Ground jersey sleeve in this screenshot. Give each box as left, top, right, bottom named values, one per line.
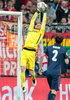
left=29, top=12, right=38, bottom=30
left=36, top=13, right=46, bottom=45
left=40, top=12, right=46, bottom=32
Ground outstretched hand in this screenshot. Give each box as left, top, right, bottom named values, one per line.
left=39, top=68, right=43, bottom=75
left=37, top=2, right=48, bottom=13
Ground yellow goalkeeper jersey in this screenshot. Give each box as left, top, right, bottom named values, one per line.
left=24, top=12, right=46, bottom=51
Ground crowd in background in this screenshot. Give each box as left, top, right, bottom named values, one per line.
left=0, top=0, right=70, bottom=24
left=0, top=0, right=70, bottom=77
left=0, top=0, right=70, bottom=32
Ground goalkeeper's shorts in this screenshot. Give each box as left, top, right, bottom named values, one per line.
left=20, top=48, right=36, bottom=71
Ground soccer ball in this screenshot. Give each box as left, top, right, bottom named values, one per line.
left=37, top=2, right=47, bottom=12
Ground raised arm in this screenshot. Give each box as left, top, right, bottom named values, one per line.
left=29, top=12, right=38, bottom=30
left=39, top=53, right=46, bottom=75
left=36, top=12, right=46, bottom=45
left=41, top=12, right=46, bottom=31
left=63, top=49, right=69, bottom=64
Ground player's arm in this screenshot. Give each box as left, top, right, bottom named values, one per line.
left=29, top=12, right=39, bottom=30
left=64, top=49, right=69, bottom=64
left=40, top=2, right=47, bottom=32
left=39, top=53, right=46, bottom=75
left=64, top=53, right=69, bottom=64
left=36, top=12, right=46, bottom=45
left=39, top=47, right=48, bottom=75
left=40, top=12, right=46, bottom=31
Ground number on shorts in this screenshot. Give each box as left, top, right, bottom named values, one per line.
left=52, top=50, right=58, bottom=61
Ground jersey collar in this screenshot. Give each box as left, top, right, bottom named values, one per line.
left=54, top=43, right=61, bottom=46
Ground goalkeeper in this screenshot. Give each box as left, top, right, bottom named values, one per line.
left=20, top=2, right=47, bottom=93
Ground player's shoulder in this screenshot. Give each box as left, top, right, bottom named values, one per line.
left=62, top=46, right=66, bottom=51
left=60, top=45, right=65, bottom=50
left=47, top=45, right=53, bottom=51
left=48, top=45, right=54, bottom=49
left=48, top=45, right=53, bottom=48
left=60, top=45, right=66, bottom=53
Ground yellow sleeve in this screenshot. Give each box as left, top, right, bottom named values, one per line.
left=29, top=12, right=38, bottom=30
left=36, top=13, right=46, bottom=45
left=41, top=12, right=46, bottom=31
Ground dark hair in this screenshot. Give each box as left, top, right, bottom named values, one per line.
left=55, top=34, right=63, bottom=44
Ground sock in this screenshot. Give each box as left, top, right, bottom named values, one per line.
left=51, top=94, right=56, bottom=100
left=32, top=71, right=36, bottom=80
left=47, top=91, right=51, bottom=100
left=20, top=72, right=25, bottom=88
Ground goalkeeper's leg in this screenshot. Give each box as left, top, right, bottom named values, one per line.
left=20, top=66, right=27, bottom=93
left=29, top=70, right=37, bottom=86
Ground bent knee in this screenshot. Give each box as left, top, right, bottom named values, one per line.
left=51, top=89, right=57, bottom=95
left=21, top=66, right=26, bottom=72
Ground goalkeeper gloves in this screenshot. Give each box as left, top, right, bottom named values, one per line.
left=37, top=2, right=48, bottom=13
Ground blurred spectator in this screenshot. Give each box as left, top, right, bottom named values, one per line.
left=32, top=0, right=37, bottom=4
left=46, top=16, right=53, bottom=23
left=31, top=3, right=37, bottom=14
left=2, top=0, right=21, bottom=11
left=46, top=0, right=56, bottom=23
left=52, top=0, right=58, bottom=9
left=4, top=0, right=16, bottom=21
left=20, top=9, right=28, bottom=24
left=0, top=1, right=3, bottom=10
left=2, top=0, right=8, bottom=7
left=67, top=10, right=70, bottom=24
left=65, top=58, right=70, bottom=77
left=60, top=17, right=68, bottom=32
left=61, top=17, right=68, bottom=23
left=58, top=0, right=70, bottom=8
left=11, top=0, right=16, bottom=8
left=45, top=16, right=51, bottom=32
left=26, top=1, right=32, bottom=11
left=27, top=12, right=33, bottom=24
left=20, top=9, right=26, bottom=15
left=25, top=1, right=32, bottom=20
left=56, top=0, right=69, bottom=23
left=21, top=4, right=26, bottom=10
left=51, top=28, right=56, bottom=33
left=23, top=14, right=28, bottom=24
left=0, top=1, right=4, bottom=20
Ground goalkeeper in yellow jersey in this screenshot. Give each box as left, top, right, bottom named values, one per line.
left=20, top=2, right=47, bottom=93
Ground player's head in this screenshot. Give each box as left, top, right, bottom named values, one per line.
left=55, top=34, right=63, bottom=44
left=35, top=23, right=41, bottom=30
